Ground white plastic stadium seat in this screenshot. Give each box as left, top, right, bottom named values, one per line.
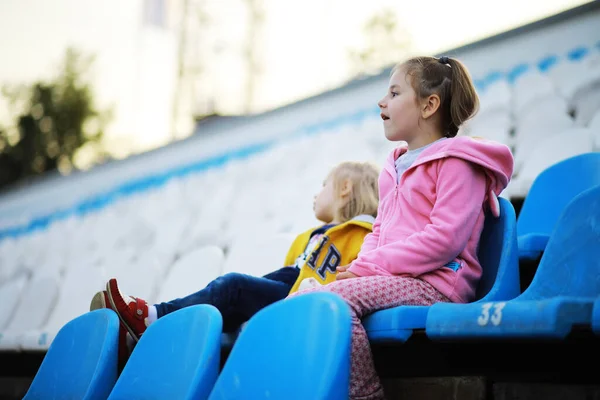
left=588, top=110, right=600, bottom=150
left=478, top=80, right=511, bottom=115
left=515, top=94, right=569, bottom=132
left=510, top=127, right=595, bottom=197
left=20, top=266, right=105, bottom=350
left=0, top=273, right=60, bottom=350
left=512, top=70, right=558, bottom=114
left=0, top=275, right=28, bottom=331
left=513, top=113, right=575, bottom=174
left=154, top=245, right=225, bottom=304
left=222, top=233, right=296, bottom=277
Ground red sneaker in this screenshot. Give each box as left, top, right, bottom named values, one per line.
left=105, top=278, right=149, bottom=343
left=90, top=290, right=130, bottom=368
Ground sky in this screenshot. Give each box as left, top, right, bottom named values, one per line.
left=253, top=0, right=592, bottom=110
left=0, top=0, right=591, bottom=161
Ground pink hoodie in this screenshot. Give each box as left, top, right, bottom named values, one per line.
left=348, top=136, right=514, bottom=303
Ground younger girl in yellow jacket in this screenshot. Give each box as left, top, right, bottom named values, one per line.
left=90, top=161, right=379, bottom=366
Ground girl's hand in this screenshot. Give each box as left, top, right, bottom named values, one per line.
left=336, top=265, right=349, bottom=273
left=336, top=271, right=358, bottom=280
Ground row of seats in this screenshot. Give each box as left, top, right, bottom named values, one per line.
left=510, top=120, right=599, bottom=197
left=472, top=44, right=600, bottom=131
left=0, top=116, right=390, bottom=352
left=1, top=110, right=596, bottom=287
left=187, top=148, right=600, bottom=347
left=428, top=181, right=600, bottom=340
left=515, top=152, right=600, bottom=261
left=0, top=232, right=295, bottom=351
left=366, top=183, right=600, bottom=343
left=0, top=148, right=598, bottom=352
left=462, top=44, right=600, bottom=197
left=5, top=152, right=598, bottom=355
left=365, top=152, right=600, bottom=342
left=22, top=181, right=600, bottom=399
left=0, top=121, right=390, bottom=282
left=467, top=110, right=600, bottom=198
left=24, top=293, right=352, bottom=400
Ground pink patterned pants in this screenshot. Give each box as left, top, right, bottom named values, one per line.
left=288, top=276, right=449, bottom=400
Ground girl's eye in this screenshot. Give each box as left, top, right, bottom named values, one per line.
left=391, top=92, right=398, bottom=98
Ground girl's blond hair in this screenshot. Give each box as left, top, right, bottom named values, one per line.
left=329, top=161, right=379, bottom=223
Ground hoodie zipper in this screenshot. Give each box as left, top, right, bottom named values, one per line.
left=380, top=182, right=399, bottom=246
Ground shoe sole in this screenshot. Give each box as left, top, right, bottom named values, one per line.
left=90, top=291, right=108, bottom=311
left=106, top=280, right=141, bottom=343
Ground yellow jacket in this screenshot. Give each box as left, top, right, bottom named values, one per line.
left=287, top=215, right=374, bottom=294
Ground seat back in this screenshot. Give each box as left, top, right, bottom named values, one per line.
left=209, top=292, right=352, bottom=400
left=24, top=309, right=119, bottom=400
left=520, top=184, right=600, bottom=300
left=475, top=197, right=520, bottom=302
left=108, top=304, right=222, bottom=400
left=0, top=275, right=27, bottom=330
left=44, top=265, right=105, bottom=333
left=592, top=298, right=600, bottom=335
left=154, top=246, right=224, bottom=303
left=5, top=272, right=59, bottom=333
left=517, top=152, right=600, bottom=238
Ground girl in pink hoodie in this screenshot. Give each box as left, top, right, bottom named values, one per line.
left=289, top=56, right=514, bottom=400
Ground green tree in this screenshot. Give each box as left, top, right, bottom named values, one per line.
left=348, top=8, right=412, bottom=77
left=0, top=48, right=110, bottom=190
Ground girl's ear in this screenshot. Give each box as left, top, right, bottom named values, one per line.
left=339, top=179, right=353, bottom=198
left=421, top=93, right=441, bottom=119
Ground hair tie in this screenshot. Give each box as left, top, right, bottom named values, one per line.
left=438, top=56, right=450, bottom=65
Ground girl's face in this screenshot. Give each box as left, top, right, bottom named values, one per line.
left=378, top=69, right=422, bottom=142
left=313, top=175, right=338, bottom=223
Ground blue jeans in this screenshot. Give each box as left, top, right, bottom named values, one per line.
left=154, top=267, right=300, bottom=332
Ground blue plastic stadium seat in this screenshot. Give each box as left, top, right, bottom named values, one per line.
left=517, top=153, right=600, bottom=261
left=426, top=185, right=600, bottom=340
left=363, top=197, right=520, bottom=343
left=24, top=309, right=119, bottom=400
left=592, top=298, right=600, bottom=335
left=108, top=305, right=222, bottom=400
left=208, top=292, right=352, bottom=400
